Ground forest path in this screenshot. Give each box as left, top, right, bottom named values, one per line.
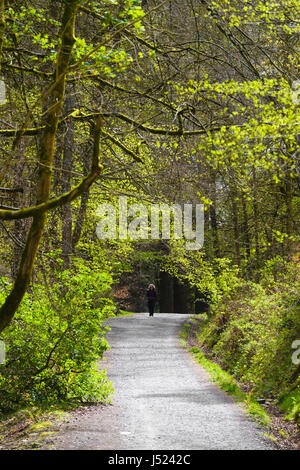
left=48, top=313, right=274, bottom=450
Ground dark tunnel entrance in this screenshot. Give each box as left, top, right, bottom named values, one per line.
left=158, top=271, right=210, bottom=314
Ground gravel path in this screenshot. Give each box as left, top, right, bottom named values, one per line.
left=49, top=313, right=275, bottom=450
left=105, top=313, right=274, bottom=450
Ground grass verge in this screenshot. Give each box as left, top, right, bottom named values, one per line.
left=180, top=321, right=270, bottom=428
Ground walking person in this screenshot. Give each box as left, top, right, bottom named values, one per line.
left=146, top=284, right=157, bottom=317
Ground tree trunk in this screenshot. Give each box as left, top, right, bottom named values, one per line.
left=72, top=133, right=92, bottom=250
left=252, top=166, right=260, bottom=268
left=241, top=194, right=251, bottom=264
left=231, top=187, right=240, bottom=268
left=209, top=171, right=220, bottom=258
left=285, top=173, right=292, bottom=257
left=0, top=1, right=79, bottom=333
left=159, top=270, right=174, bottom=313
left=0, top=0, right=4, bottom=76
left=61, top=87, right=75, bottom=269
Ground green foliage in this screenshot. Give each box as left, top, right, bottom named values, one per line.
left=279, top=384, right=300, bottom=425
left=192, top=258, right=300, bottom=419
left=0, top=262, right=116, bottom=412
left=172, top=77, right=299, bottom=183
left=163, top=240, right=242, bottom=303
left=5, top=0, right=145, bottom=78
left=207, top=0, right=299, bottom=34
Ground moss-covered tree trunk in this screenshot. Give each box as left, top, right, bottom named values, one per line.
left=0, top=1, right=4, bottom=76
left=0, top=0, right=79, bottom=333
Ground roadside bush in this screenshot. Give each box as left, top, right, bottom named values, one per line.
left=195, top=258, right=300, bottom=420
left=0, top=262, right=116, bottom=412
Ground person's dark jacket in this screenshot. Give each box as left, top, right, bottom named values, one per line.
left=146, top=288, right=157, bottom=303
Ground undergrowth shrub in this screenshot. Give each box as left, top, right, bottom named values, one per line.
left=0, top=260, right=116, bottom=412
left=196, top=258, right=300, bottom=422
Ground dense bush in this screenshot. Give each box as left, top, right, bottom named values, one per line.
left=196, top=258, right=300, bottom=422
left=0, top=260, right=116, bottom=412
